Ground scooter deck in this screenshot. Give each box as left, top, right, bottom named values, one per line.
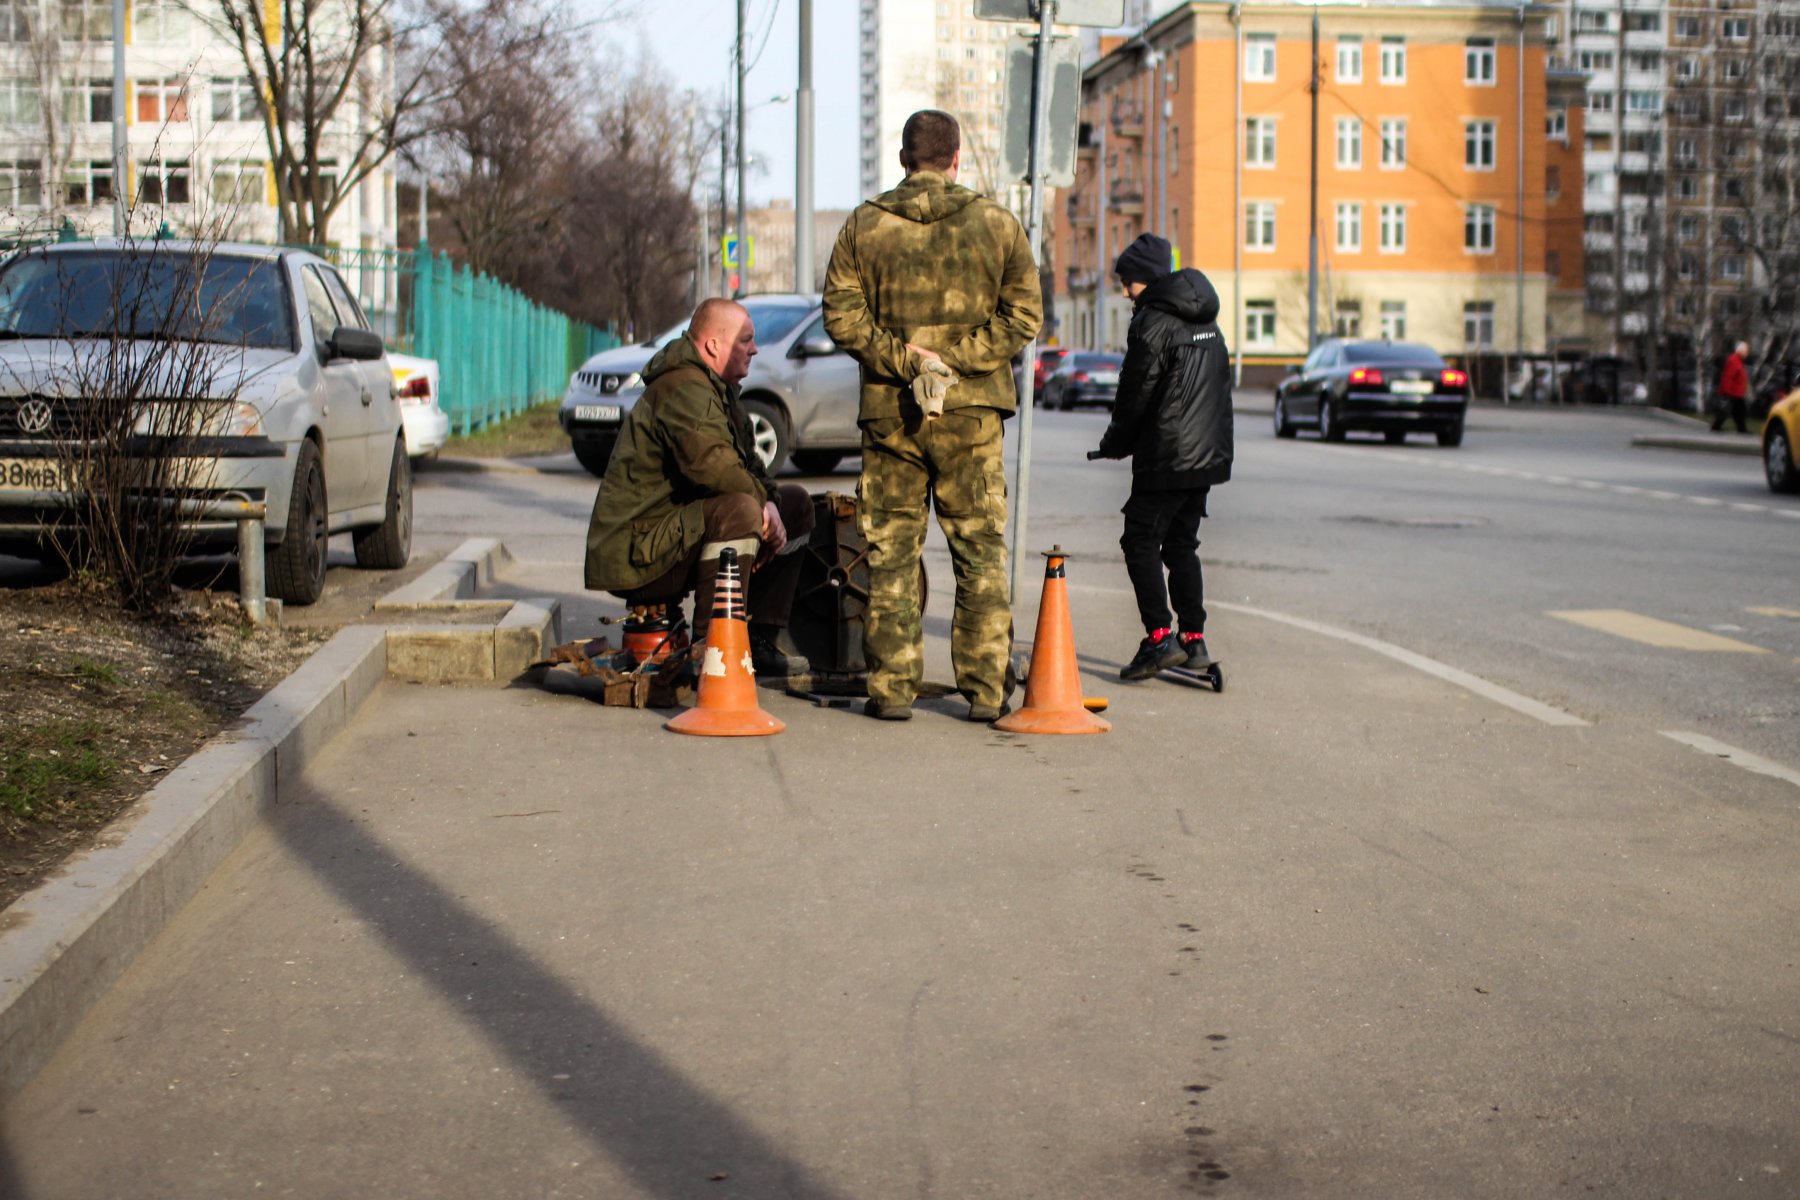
left=1161, top=660, right=1225, bottom=692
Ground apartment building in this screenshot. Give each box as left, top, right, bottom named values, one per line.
left=858, top=0, right=1048, bottom=204
left=1055, top=0, right=1577, bottom=384
left=0, top=0, right=394, bottom=247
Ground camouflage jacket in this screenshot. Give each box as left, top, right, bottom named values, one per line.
left=822, top=170, right=1043, bottom=421
left=583, top=334, right=772, bottom=593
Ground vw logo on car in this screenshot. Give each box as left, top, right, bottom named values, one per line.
left=15, top=398, right=52, bottom=436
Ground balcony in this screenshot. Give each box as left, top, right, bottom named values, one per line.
left=1110, top=104, right=1145, bottom=138
left=1109, top=188, right=1144, bottom=214
left=1066, top=268, right=1100, bottom=292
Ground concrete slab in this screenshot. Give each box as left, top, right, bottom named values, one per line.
left=494, top=597, right=561, bottom=678
left=385, top=624, right=496, bottom=683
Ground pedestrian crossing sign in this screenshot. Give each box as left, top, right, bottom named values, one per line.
left=722, top=236, right=755, bottom=269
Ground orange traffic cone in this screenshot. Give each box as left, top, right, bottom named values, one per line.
left=994, top=546, right=1110, bottom=735
left=666, top=547, right=785, bottom=737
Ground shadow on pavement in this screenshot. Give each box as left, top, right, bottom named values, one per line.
left=268, top=787, right=852, bottom=1200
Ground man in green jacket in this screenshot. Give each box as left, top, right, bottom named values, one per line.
left=823, top=109, right=1043, bottom=722
left=584, top=298, right=814, bottom=676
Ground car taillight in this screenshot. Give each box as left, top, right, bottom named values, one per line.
left=1349, top=367, right=1384, bottom=386
left=1440, top=369, right=1468, bottom=388
left=1073, top=371, right=1090, bottom=383
left=399, top=376, right=432, bottom=401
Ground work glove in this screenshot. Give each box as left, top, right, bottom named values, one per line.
left=910, top=358, right=958, bottom=419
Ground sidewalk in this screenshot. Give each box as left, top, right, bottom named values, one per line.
left=3, top=544, right=1796, bottom=1197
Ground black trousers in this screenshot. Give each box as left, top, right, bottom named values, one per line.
left=1711, top=393, right=1748, bottom=433
left=1120, top=484, right=1208, bottom=634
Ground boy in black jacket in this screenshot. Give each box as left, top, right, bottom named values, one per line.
left=1091, top=234, right=1235, bottom=680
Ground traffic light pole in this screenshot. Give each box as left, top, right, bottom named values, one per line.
left=1010, top=0, right=1056, bottom=606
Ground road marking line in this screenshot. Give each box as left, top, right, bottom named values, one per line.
left=1549, top=609, right=1770, bottom=653
left=1747, top=606, right=1800, bottom=619
left=1731, top=503, right=1768, bottom=512
left=1659, top=732, right=1800, bottom=790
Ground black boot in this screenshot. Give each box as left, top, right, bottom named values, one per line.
left=749, top=624, right=809, bottom=678
left=1121, top=630, right=1185, bottom=680
left=1179, top=632, right=1212, bottom=669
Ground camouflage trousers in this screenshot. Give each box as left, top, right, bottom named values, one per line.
left=858, top=406, right=1012, bottom=709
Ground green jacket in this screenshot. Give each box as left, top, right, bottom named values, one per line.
left=583, top=335, right=773, bottom=594
left=822, top=170, right=1043, bottom=421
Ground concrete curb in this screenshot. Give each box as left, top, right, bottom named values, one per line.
left=1630, top=433, right=1760, bottom=457
left=0, top=538, right=560, bottom=1102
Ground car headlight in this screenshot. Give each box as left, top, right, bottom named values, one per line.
left=133, top=400, right=265, bottom=438
left=620, top=372, right=642, bottom=391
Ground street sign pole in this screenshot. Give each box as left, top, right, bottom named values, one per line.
left=1010, top=0, right=1056, bottom=607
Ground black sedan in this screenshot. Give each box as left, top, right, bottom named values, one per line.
left=1274, top=339, right=1469, bottom=446
left=1041, top=352, right=1126, bottom=410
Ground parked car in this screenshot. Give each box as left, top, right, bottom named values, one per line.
left=559, top=294, right=818, bottom=476
left=1041, top=351, right=1126, bottom=410
left=1274, top=338, right=1470, bottom=446
left=1763, top=386, right=1800, bottom=494
left=388, top=352, right=449, bottom=460
left=1031, top=346, right=1071, bottom=400
left=0, top=239, right=412, bottom=604
left=561, top=295, right=860, bottom=477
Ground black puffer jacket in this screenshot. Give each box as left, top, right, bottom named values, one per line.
left=1096, top=268, right=1234, bottom=490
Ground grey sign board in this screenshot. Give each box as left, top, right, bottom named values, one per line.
left=1000, top=35, right=1083, bottom=189
left=975, top=0, right=1125, bottom=26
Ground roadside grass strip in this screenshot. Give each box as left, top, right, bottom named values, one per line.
left=1548, top=610, right=1770, bottom=653
left=1660, top=731, right=1800, bottom=790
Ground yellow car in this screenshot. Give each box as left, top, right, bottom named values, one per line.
left=1765, top=386, right=1800, bottom=494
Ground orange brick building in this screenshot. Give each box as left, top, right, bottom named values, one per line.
left=1054, top=0, right=1584, bottom=386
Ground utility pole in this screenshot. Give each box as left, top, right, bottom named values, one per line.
left=1009, top=0, right=1057, bottom=606
left=795, top=0, right=815, bottom=294
left=719, top=95, right=731, bottom=298
left=111, top=0, right=126, bottom=237
left=1306, top=2, right=1320, bottom=349
left=735, top=0, right=748, bottom=298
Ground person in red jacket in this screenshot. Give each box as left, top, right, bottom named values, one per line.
left=1712, top=341, right=1750, bottom=432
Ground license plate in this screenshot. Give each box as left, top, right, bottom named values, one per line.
left=1089, top=372, right=1119, bottom=385
left=0, top=458, right=75, bottom=491
left=572, top=404, right=622, bottom=423
left=1390, top=380, right=1433, bottom=395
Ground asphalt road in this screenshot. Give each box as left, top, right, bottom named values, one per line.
left=2, top=400, right=1795, bottom=1198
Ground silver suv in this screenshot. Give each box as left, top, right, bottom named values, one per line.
left=559, top=295, right=862, bottom=476
left=0, top=240, right=411, bottom=603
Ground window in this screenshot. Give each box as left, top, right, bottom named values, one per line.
left=211, top=77, right=259, bottom=122
left=1546, top=164, right=1560, bottom=197
left=1625, top=91, right=1660, bottom=115
left=1673, top=57, right=1698, bottom=82
left=1546, top=249, right=1560, bottom=277
left=1718, top=295, right=1744, bottom=318
left=1245, top=116, right=1276, bottom=166
left=1465, top=37, right=1495, bottom=84
left=1675, top=176, right=1698, bottom=200
left=1336, top=37, right=1363, bottom=83
left=1378, top=203, right=1406, bottom=252
left=1586, top=90, right=1613, bottom=114
left=61, top=160, right=113, bottom=205
left=136, top=78, right=190, bottom=123
left=1575, top=9, right=1610, bottom=33
left=1722, top=17, right=1749, bottom=40
left=210, top=161, right=266, bottom=206
left=1674, top=137, right=1697, bottom=166
left=1335, top=201, right=1362, bottom=251
left=1721, top=256, right=1745, bottom=282
left=0, top=79, right=41, bottom=123
left=1623, top=11, right=1660, bottom=32
left=1379, top=300, right=1406, bottom=340
left=1169, top=126, right=1178, bottom=173
left=0, top=159, right=42, bottom=207
left=1677, top=215, right=1699, bottom=241
left=1244, top=300, right=1276, bottom=346
left=1723, top=176, right=1745, bottom=200
left=60, top=78, right=112, bottom=124
left=1379, top=37, right=1406, bottom=83
left=1723, top=97, right=1747, bottom=122
left=1675, top=15, right=1701, bottom=38
left=1627, top=50, right=1661, bottom=72
left=1463, top=301, right=1494, bottom=347
left=301, top=267, right=342, bottom=345
left=1720, top=58, right=1746, bottom=82
left=1379, top=118, right=1406, bottom=168
left=1676, top=254, right=1699, bottom=281
left=1245, top=34, right=1276, bottom=81
left=1576, top=50, right=1613, bottom=71
left=1464, top=204, right=1496, bottom=253
left=1546, top=105, right=1567, bottom=141
left=139, top=158, right=191, bottom=204
left=1721, top=215, right=1745, bottom=242
left=1335, top=117, right=1362, bottom=168
left=132, top=0, right=188, bottom=41
left=60, top=0, right=109, bottom=39
left=0, top=0, right=30, bottom=42
left=1333, top=301, right=1362, bottom=337
left=1245, top=201, right=1276, bottom=250
left=1465, top=120, right=1496, bottom=170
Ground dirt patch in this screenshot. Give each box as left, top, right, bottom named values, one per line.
left=0, top=582, right=328, bottom=910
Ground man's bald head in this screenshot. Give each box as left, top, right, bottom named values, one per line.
left=689, top=298, right=758, bottom=384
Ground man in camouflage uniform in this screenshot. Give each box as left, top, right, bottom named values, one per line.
left=822, top=109, right=1043, bottom=721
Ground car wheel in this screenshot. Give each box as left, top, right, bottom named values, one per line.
left=1319, top=395, right=1345, bottom=442
left=269, top=438, right=328, bottom=606
left=572, top=433, right=617, bottom=477
left=1437, top=420, right=1465, bottom=448
left=1766, top=426, right=1800, bottom=493
left=790, top=450, right=843, bottom=475
left=1384, top=430, right=1406, bottom=445
left=353, top=437, right=413, bottom=570
left=743, top=398, right=790, bottom=475
left=1273, top=394, right=1296, bottom=438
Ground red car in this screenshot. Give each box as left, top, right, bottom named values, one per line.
left=1031, top=347, right=1071, bottom=401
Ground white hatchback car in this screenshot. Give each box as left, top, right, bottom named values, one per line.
left=0, top=239, right=411, bottom=604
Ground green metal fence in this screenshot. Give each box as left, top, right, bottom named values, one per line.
left=313, top=240, right=618, bottom=436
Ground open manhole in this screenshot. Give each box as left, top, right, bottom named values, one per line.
left=1327, top=515, right=1493, bottom=528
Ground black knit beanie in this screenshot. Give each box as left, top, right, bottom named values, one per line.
left=1113, top=233, right=1172, bottom=286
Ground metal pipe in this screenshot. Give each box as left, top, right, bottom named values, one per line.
left=796, top=0, right=815, bottom=294
left=237, top=514, right=268, bottom=625
left=1515, top=3, right=1526, bottom=392
left=111, top=0, right=126, bottom=237
left=1009, top=0, right=1057, bottom=608
left=1307, top=3, right=1320, bottom=351
left=1232, top=2, right=1243, bottom=385
left=735, top=0, right=748, bottom=297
